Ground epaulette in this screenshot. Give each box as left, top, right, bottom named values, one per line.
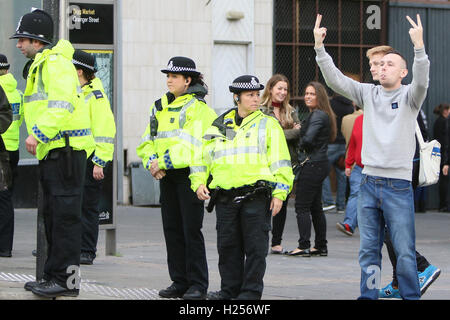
left=92, top=90, right=104, bottom=99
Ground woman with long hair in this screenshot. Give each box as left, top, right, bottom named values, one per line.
left=287, top=81, right=336, bottom=257
left=260, top=74, right=300, bottom=254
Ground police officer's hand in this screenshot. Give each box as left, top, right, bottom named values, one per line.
left=443, top=165, right=449, bottom=176
left=270, top=197, right=283, bottom=216
left=149, top=160, right=166, bottom=180
left=93, top=165, right=104, bottom=180
left=196, top=184, right=210, bottom=200
left=150, top=160, right=160, bottom=176
left=154, top=169, right=166, bottom=180
left=25, top=134, right=38, bottom=156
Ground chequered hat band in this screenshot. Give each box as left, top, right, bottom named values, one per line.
left=0, top=63, right=9, bottom=68
left=164, top=66, right=197, bottom=73
left=231, top=82, right=262, bottom=89
left=72, top=59, right=95, bottom=71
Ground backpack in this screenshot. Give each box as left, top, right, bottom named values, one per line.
left=415, top=122, right=441, bottom=187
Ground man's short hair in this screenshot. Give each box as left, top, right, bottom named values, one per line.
left=384, top=50, right=408, bottom=69
left=366, top=45, right=394, bottom=59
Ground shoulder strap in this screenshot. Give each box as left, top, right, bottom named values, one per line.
left=415, top=121, right=425, bottom=148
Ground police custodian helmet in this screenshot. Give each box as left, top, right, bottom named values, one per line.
left=161, top=56, right=201, bottom=77
left=73, top=50, right=98, bottom=73
left=229, top=75, right=264, bottom=93
left=0, top=54, right=10, bottom=70
left=10, top=9, right=54, bottom=45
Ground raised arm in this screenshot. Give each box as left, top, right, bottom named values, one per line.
left=313, top=14, right=368, bottom=107
left=406, top=14, right=430, bottom=110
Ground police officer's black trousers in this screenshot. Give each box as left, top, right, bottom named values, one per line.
left=215, top=193, right=271, bottom=300
left=159, top=168, right=208, bottom=293
left=81, top=158, right=105, bottom=258
left=39, top=149, right=86, bottom=287
left=0, top=150, right=19, bottom=255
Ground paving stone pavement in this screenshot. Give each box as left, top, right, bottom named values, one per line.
left=1, top=204, right=449, bottom=301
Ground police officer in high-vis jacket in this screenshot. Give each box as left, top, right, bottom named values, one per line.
left=0, top=54, right=23, bottom=257
left=11, top=9, right=95, bottom=298
left=190, top=75, right=294, bottom=300
left=137, top=56, right=217, bottom=300
left=73, top=50, right=116, bottom=266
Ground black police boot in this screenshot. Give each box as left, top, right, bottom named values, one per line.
left=206, top=290, right=232, bottom=300
left=24, top=278, right=48, bottom=291
left=182, top=287, right=206, bottom=300
left=31, top=280, right=79, bottom=298
left=158, top=284, right=186, bottom=298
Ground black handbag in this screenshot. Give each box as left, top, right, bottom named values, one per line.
left=0, top=137, right=12, bottom=191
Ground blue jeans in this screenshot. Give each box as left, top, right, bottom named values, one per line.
left=342, top=165, right=362, bottom=231
left=322, top=144, right=347, bottom=210
left=357, top=175, right=420, bottom=300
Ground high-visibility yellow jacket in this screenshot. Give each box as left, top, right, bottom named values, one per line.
left=136, top=85, right=217, bottom=171
left=23, top=39, right=95, bottom=160
left=0, top=73, right=23, bottom=151
left=189, top=108, right=294, bottom=201
left=82, top=77, right=116, bottom=167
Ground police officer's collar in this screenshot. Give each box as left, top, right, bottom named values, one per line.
left=234, top=110, right=244, bottom=126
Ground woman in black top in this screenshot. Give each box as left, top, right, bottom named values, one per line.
left=287, top=82, right=336, bottom=256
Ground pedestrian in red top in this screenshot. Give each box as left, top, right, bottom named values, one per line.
left=336, top=113, right=363, bottom=236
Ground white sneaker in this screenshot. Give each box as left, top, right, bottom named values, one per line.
left=323, top=204, right=336, bottom=211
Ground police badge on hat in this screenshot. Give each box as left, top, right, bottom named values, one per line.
left=229, top=75, right=265, bottom=93
left=161, top=56, right=200, bottom=77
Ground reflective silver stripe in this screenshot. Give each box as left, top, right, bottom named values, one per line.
left=85, top=92, right=94, bottom=102
left=190, top=166, right=206, bottom=174
left=141, top=134, right=152, bottom=142
left=156, top=129, right=181, bottom=139
left=258, top=117, right=268, bottom=155
left=94, top=136, right=115, bottom=144
left=179, top=131, right=202, bottom=147
left=37, top=64, right=45, bottom=95
left=12, top=114, right=21, bottom=121
left=269, top=160, right=292, bottom=172
left=24, top=92, right=48, bottom=103
left=77, top=86, right=83, bottom=94
left=23, top=64, right=48, bottom=103
left=48, top=100, right=74, bottom=113
left=179, top=98, right=196, bottom=128
left=212, top=146, right=259, bottom=160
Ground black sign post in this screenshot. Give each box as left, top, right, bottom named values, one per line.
left=65, top=0, right=117, bottom=256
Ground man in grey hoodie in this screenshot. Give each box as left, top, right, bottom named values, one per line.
left=314, top=14, right=429, bottom=300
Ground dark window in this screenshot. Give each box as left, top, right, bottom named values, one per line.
left=274, top=0, right=388, bottom=119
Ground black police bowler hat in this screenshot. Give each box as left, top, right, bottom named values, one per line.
left=229, top=75, right=264, bottom=93
left=161, top=56, right=200, bottom=77
left=10, top=9, right=54, bottom=45
left=72, top=50, right=97, bottom=73
left=0, top=54, right=10, bottom=70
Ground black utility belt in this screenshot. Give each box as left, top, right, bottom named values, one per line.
left=45, top=147, right=72, bottom=160
left=218, top=181, right=272, bottom=202
left=206, top=180, right=272, bottom=212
